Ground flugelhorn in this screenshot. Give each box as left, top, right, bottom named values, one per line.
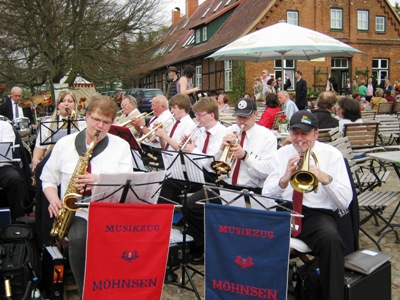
left=290, top=144, right=319, bottom=193
left=136, top=116, right=174, bottom=143
left=179, top=126, right=201, bottom=150
left=211, top=125, right=244, bottom=176
left=116, top=111, right=154, bottom=127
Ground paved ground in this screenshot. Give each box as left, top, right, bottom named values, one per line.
left=65, top=165, right=400, bottom=300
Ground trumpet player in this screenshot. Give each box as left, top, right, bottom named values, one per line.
left=41, top=95, right=134, bottom=298
left=155, top=93, right=197, bottom=151
left=182, top=98, right=277, bottom=264
left=262, top=111, right=353, bottom=300
left=114, top=95, right=141, bottom=137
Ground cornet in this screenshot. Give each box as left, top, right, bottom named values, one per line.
left=137, top=116, right=175, bottom=143
left=116, top=111, right=154, bottom=127
left=211, top=125, right=244, bottom=176
left=179, top=126, right=201, bottom=150
left=290, top=143, right=319, bottom=193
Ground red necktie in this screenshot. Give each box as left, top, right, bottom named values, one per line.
left=291, top=152, right=305, bottom=237
left=202, top=131, right=211, bottom=154
left=165, top=120, right=180, bottom=150
left=291, top=190, right=303, bottom=237
left=231, top=131, right=246, bottom=186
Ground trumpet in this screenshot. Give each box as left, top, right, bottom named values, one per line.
left=179, top=126, right=201, bottom=150
left=211, top=125, right=244, bottom=176
left=290, top=143, right=319, bottom=193
left=116, top=111, right=154, bottom=127
left=137, top=116, right=174, bottom=143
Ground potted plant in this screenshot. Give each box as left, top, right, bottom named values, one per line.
left=278, top=113, right=289, bottom=133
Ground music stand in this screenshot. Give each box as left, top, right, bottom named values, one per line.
left=0, top=142, right=20, bottom=163
left=39, top=119, right=84, bottom=146
left=161, top=150, right=217, bottom=300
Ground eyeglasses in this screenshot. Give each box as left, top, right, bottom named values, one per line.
left=195, top=112, right=208, bottom=118
left=278, top=79, right=282, bottom=81
left=89, top=113, right=112, bottom=125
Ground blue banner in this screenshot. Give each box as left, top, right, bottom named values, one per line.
left=205, top=203, right=291, bottom=300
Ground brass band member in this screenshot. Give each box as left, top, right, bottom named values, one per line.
left=114, top=95, right=141, bottom=137
left=262, top=111, right=353, bottom=300
left=41, top=95, right=133, bottom=297
left=182, top=98, right=277, bottom=264
left=155, top=93, right=197, bottom=151
left=131, top=95, right=174, bottom=166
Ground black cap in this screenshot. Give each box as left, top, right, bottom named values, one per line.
left=289, top=111, right=318, bottom=132
left=233, top=98, right=257, bottom=117
left=167, top=66, right=178, bottom=73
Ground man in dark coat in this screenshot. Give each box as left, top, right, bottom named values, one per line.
left=0, top=86, right=35, bottom=126
left=312, top=91, right=339, bottom=129
left=295, top=70, right=308, bottom=110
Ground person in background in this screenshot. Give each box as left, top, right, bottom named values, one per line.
left=275, top=74, right=291, bottom=92
left=383, top=78, right=393, bottom=92
left=278, top=90, right=298, bottom=121
left=358, top=80, right=367, bottom=98
left=260, top=69, right=271, bottom=87
left=295, top=70, right=308, bottom=110
left=243, top=93, right=252, bottom=99
left=217, top=93, right=230, bottom=114
left=177, top=65, right=200, bottom=105
left=114, top=95, right=141, bottom=137
left=384, top=90, right=396, bottom=113
left=166, top=66, right=180, bottom=99
left=365, top=77, right=376, bottom=101
left=370, top=88, right=387, bottom=111
left=262, top=110, right=353, bottom=300
left=257, top=93, right=281, bottom=129
left=336, top=97, right=363, bottom=135
left=0, top=86, right=35, bottom=127
left=263, top=78, right=276, bottom=95
left=312, top=91, right=339, bottom=129
left=254, top=77, right=264, bottom=101
left=352, top=92, right=369, bottom=111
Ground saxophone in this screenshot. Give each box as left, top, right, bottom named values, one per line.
left=50, top=130, right=100, bottom=240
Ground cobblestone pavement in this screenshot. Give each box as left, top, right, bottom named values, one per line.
left=65, top=167, right=399, bottom=300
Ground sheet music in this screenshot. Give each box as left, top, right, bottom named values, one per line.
left=162, top=151, right=214, bottom=184
left=91, top=171, right=165, bottom=204
left=218, top=190, right=277, bottom=210
left=131, top=150, right=146, bottom=171
left=39, top=119, right=85, bottom=145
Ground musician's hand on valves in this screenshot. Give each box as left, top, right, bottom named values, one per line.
left=309, top=165, right=331, bottom=185
left=230, top=143, right=245, bottom=160
left=131, top=117, right=144, bottom=129
left=220, top=133, right=237, bottom=151
left=76, top=172, right=98, bottom=194
left=279, top=154, right=300, bottom=189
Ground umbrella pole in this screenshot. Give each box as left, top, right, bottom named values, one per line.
left=280, top=53, right=284, bottom=91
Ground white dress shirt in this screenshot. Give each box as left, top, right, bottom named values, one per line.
left=165, top=114, right=197, bottom=149
left=142, top=109, right=174, bottom=149
left=41, top=132, right=133, bottom=220
left=282, top=100, right=299, bottom=121
left=262, top=141, right=352, bottom=211
left=220, top=123, right=277, bottom=188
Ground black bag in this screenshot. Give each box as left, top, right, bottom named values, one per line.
left=0, top=224, right=41, bottom=300
left=294, top=258, right=322, bottom=300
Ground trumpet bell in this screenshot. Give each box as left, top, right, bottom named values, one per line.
left=211, top=161, right=231, bottom=175
left=290, top=171, right=318, bottom=193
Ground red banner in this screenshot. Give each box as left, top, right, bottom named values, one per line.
left=83, top=203, right=174, bottom=300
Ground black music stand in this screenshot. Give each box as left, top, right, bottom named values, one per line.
left=0, top=142, right=16, bottom=163
left=38, top=119, right=84, bottom=146
left=160, top=150, right=217, bottom=300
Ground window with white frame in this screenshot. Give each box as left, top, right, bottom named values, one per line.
left=331, top=58, right=348, bottom=69
left=274, top=59, right=295, bottom=90
left=357, top=10, right=369, bottom=31
left=195, top=29, right=201, bottom=43
left=330, top=8, right=343, bottom=30
left=195, top=65, right=202, bottom=89
left=372, top=58, right=389, bottom=85
left=224, top=60, right=233, bottom=92
left=287, top=11, right=299, bottom=26
left=202, top=26, right=208, bottom=41
left=375, top=16, right=385, bottom=33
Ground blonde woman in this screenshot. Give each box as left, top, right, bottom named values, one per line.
left=32, top=90, right=82, bottom=171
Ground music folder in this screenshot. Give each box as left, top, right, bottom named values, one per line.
left=344, top=248, right=392, bottom=275
left=40, top=246, right=66, bottom=300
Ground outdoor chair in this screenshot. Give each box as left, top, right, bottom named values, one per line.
left=376, top=102, right=393, bottom=115
left=361, top=111, right=377, bottom=121
left=343, top=122, right=384, bottom=152
left=378, top=120, right=400, bottom=147
left=392, top=102, right=400, bottom=114
left=316, top=127, right=338, bottom=143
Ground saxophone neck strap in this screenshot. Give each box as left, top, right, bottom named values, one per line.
left=75, top=129, right=109, bottom=159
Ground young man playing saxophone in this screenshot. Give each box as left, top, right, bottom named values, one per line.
left=41, top=95, right=133, bottom=297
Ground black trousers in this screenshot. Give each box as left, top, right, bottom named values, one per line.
left=0, top=165, right=26, bottom=222
left=181, top=183, right=261, bottom=248
left=299, top=206, right=344, bottom=300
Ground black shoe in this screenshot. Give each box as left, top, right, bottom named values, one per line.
left=190, top=254, right=204, bottom=265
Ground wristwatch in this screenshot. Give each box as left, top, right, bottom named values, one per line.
left=324, top=175, right=333, bottom=185
left=139, top=125, right=145, bottom=130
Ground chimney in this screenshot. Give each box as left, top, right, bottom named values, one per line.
left=172, top=7, right=181, bottom=25
left=186, top=0, right=199, bottom=18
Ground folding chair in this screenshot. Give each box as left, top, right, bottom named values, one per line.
left=361, top=111, right=377, bottom=121
left=376, top=102, right=393, bottom=115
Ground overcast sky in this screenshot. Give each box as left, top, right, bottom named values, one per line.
left=163, top=0, right=398, bottom=23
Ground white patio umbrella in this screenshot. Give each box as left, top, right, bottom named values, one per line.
left=208, top=21, right=361, bottom=89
